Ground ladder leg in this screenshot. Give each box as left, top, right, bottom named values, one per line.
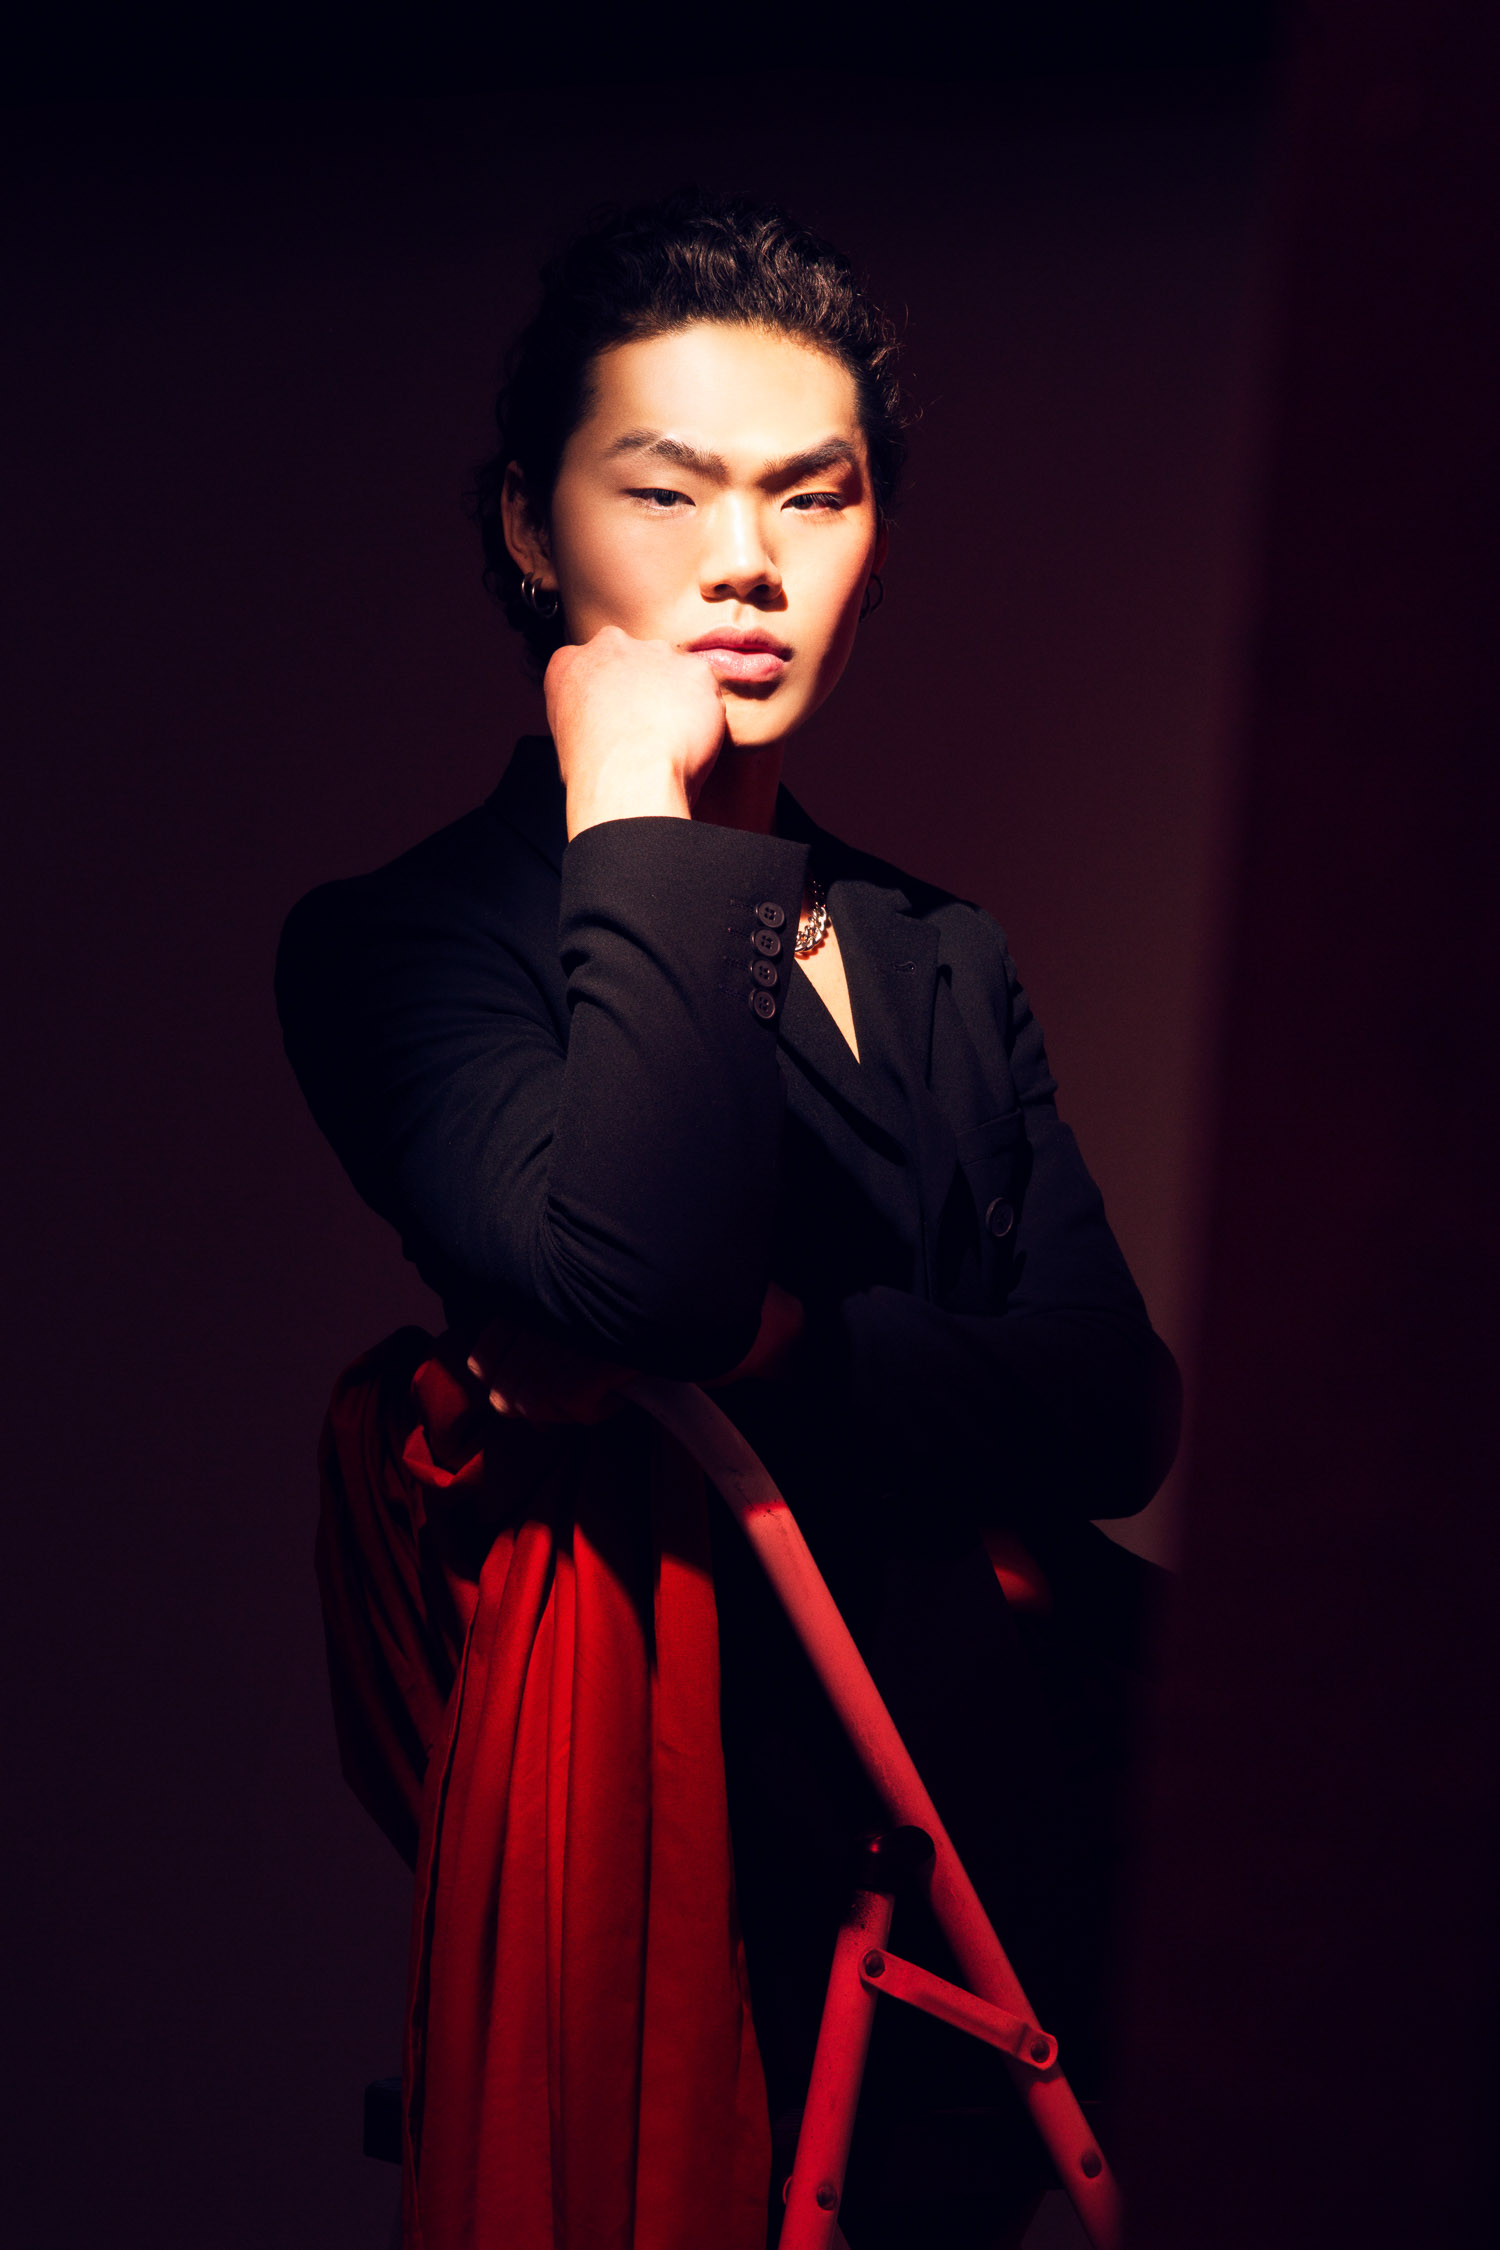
left=778, top=1888, right=894, bottom=2250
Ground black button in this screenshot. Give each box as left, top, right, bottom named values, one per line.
left=984, top=1197, right=1015, bottom=1240
left=752, top=960, right=778, bottom=988
left=753, top=928, right=782, bottom=958
left=756, top=901, right=786, bottom=929
left=751, top=989, right=778, bottom=1020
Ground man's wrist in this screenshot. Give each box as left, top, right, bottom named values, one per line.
left=565, top=774, right=693, bottom=839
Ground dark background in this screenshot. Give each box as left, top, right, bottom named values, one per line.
left=4, top=65, right=1269, bottom=2245
left=25, top=11, right=1498, bottom=2245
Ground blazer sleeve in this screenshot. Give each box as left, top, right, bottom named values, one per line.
left=276, top=814, right=809, bottom=1377
left=804, top=920, right=1181, bottom=1526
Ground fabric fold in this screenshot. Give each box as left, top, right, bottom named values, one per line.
left=316, top=1328, right=770, bottom=2250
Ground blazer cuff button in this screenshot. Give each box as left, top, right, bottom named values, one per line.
left=985, top=1196, right=1015, bottom=1239
left=755, top=901, right=786, bottom=929
left=750, top=989, right=778, bottom=1020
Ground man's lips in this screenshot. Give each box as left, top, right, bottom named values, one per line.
left=686, top=632, right=791, bottom=686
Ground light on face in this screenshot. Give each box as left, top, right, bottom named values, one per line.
left=544, top=324, right=885, bottom=747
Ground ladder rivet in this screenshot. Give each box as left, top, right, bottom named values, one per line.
left=1081, top=2150, right=1103, bottom=2179
left=816, top=2183, right=839, bottom=2210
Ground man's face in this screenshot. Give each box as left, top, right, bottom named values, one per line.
left=537, top=321, right=886, bottom=749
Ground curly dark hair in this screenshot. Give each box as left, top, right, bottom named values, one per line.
left=470, top=187, right=909, bottom=675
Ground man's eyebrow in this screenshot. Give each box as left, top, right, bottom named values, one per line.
left=603, top=430, right=863, bottom=486
left=604, top=430, right=729, bottom=479
left=760, top=437, right=862, bottom=486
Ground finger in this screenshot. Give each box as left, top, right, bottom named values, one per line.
left=469, top=1316, right=519, bottom=1383
left=489, top=1375, right=580, bottom=1424
left=489, top=1377, right=618, bottom=1426
left=491, top=1387, right=571, bottom=1427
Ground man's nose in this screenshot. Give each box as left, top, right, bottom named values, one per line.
left=699, top=496, right=783, bottom=602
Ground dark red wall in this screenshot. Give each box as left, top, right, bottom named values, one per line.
left=1116, top=5, right=1500, bottom=2240
left=3, top=85, right=1265, bottom=2244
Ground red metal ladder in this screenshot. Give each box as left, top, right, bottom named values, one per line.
left=628, top=1376, right=1122, bottom=2250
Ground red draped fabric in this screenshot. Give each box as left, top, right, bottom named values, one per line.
left=314, top=1327, right=770, bottom=2250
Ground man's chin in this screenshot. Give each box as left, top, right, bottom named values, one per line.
left=722, top=695, right=799, bottom=753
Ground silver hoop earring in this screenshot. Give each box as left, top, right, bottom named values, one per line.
left=520, top=573, right=560, bottom=621
left=859, top=574, right=884, bottom=621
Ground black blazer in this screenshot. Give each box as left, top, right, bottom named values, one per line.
left=277, top=733, right=1182, bottom=2117
left=276, top=734, right=1179, bottom=1540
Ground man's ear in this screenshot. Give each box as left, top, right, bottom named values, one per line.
left=500, top=462, right=552, bottom=579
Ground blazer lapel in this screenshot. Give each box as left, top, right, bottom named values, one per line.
left=775, top=844, right=964, bottom=1306
left=841, top=881, right=941, bottom=1094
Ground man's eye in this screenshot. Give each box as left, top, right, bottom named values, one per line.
left=630, top=487, right=691, bottom=509
left=785, top=493, right=846, bottom=512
